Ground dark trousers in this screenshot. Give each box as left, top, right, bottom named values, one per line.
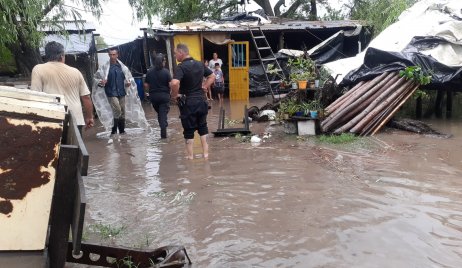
left=179, top=98, right=209, bottom=139
left=150, top=93, right=170, bottom=130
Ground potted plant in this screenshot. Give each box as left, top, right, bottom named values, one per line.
left=307, top=100, right=322, bottom=119
left=287, top=57, right=317, bottom=90
left=278, top=97, right=307, bottom=119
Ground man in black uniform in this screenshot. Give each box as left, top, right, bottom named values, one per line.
left=170, top=44, right=215, bottom=159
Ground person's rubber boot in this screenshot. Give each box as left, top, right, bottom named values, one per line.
left=118, top=118, right=126, bottom=134
left=111, top=118, right=119, bottom=135
left=160, top=128, right=167, bottom=139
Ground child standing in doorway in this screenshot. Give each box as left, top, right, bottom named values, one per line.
left=213, top=62, right=224, bottom=105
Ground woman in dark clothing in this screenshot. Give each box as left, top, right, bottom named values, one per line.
left=144, top=54, right=172, bottom=138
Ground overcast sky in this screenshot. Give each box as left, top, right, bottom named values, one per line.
left=75, top=0, right=349, bottom=46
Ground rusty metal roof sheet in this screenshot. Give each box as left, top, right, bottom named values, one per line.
left=144, top=19, right=365, bottom=34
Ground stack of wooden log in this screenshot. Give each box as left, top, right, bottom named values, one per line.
left=321, top=71, right=420, bottom=135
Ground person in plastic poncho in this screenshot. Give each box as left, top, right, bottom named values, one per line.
left=93, top=48, right=148, bottom=134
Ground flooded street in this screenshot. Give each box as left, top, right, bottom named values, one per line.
left=79, top=97, right=462, bottom=267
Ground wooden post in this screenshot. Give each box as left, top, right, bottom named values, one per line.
left=435, top=90, right=444, bottom=118
left=416, top=96, right=422, bottom=119
left=446, top=89, right=452, bottom=118
left=48, top=145, right=79, bottom=268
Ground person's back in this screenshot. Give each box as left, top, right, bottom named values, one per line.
left=146, top=68, right=171, bottom=94
left=178, top=58, right=205, bottom=98
left=32, top=61, right=86, bottom=104
left=31, top=47, right=92, bottom=128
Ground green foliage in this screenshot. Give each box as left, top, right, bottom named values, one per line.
left=95, top=36, right=109, bottom=50
left=350, top=0, right=416, bottom=37
left=317, top=66, right=332, bottom=88
left=0, top=0, right=102, bottom=49
left=89, top=222, right=126, bottom=240
left=0, top=45, right=16, bottom=72
left=234, top=133, right=251, bottom=143
left=287, top=57, right=317, bottom=82
left=131, top=0, right=244, bottom=23
left=412, top=89, right=430, bottom=100
left=318, top=133, right=358, bottom=144
left=399, top=66, right=432, bottom=85
left=279, top=97, right=302, bottom=116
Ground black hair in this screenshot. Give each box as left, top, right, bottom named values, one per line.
left=45, top=41, right=64, bottom=62
left=154, top=54, right=165, bottom=71
left=214, top=63, right=220, bottom=67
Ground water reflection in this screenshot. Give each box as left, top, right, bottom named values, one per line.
left=78, top=98, right=462, bottom=267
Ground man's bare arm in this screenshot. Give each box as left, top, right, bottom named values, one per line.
left=170, top=79, right=180, bottom=100
left=81, top=95, right=94, bottom=129
left=203, top=73, right=216, bottom=92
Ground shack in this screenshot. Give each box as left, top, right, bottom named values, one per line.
left=39, top=20, right=99, bottom=89
left=138, top=13, right=372, bottom=99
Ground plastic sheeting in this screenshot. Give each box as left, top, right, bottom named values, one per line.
left=92, top=59, right=149, bottom=132
left=341, top=46, right=462, bottom=90
left=249, top=53, right=290, bottom=96
left=325, top=0, right=462, bottom=89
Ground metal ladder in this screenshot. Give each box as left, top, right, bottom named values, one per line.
left=249, top=26, right=285, bottom=102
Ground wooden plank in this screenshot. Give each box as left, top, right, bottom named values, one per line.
left=71, top=173, right=86, bottom=255
left=48, top=145, right=79, bottom=268
left=66, top=112, right=89, bottom=176
left=0, top=86, right=65, bottom=105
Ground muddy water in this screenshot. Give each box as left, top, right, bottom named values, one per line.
left=79, top=97, right=462, bottom=268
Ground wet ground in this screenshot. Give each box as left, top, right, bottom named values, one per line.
left=76, top=97, right=462, bottom=267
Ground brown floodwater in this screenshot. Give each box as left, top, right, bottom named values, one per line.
left=76, top=97, right=462, bottom=267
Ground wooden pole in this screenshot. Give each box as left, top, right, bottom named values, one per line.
left=370, top=84, right=419, bottom=135
left=349, top=78, right=413, bottom=133
left=446, top=89, right=453, bottom=119
left=416, top=95, right=422, bottom=119
left=361, top=84, right=413, bottom=136
left=323, top=73, right=395, bottom=131
left=332, top=72, right=400, bottom=133
left=326, top=80, right=365, bottom=113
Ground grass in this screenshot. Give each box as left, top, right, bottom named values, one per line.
left=234, top=133, right=251, bottom=143
left=89, top=222, right=126, bottom=240
left=318, top=133, right=359, bottom=144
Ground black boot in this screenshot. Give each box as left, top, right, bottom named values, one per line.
left=111, top=118, right=119, bottom=135
left=118, top=118, right=125, bottom=134
left=161, top=128, right=167, bottom=139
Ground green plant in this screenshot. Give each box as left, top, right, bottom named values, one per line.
left=317, top=66, right=332, bottom=88
left=412, top=89, right=430, bottom=100
left=279, top=97, right=301, bottom=116
left=399, top=66, right=432, bottom=85
left=318, top=133, right=359, bottom=144
left=266, top=63, right=286, bottom=81
left=89, top=223, right=126, bottom=240
left=234, top=133, right=251, bottom=142
left=287, top=57, right=317, bottom=82
left=307, top=100, right=323, bottom=111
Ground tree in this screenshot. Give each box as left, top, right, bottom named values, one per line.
left=134, top=0, right=328, bottom=24
left=0, top=0, right=101, bottom=76
left=347, top=0, right=416, bottom=37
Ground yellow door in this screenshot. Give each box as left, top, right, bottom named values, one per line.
left=228, top=41, right=249, bottom=101
left=173, top=34, right=202, bottom=62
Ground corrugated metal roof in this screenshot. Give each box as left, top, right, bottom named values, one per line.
left=38, top=21, right=96, bottom=32
left=39, top=33, right=94, bottom=55
left=145, top=19, right=365, bottom=34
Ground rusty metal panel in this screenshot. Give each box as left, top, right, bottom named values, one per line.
left=0, top=86, right=66, bottom=250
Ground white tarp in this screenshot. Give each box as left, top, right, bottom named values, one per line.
left=325, top=0, right=462, bottom=83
